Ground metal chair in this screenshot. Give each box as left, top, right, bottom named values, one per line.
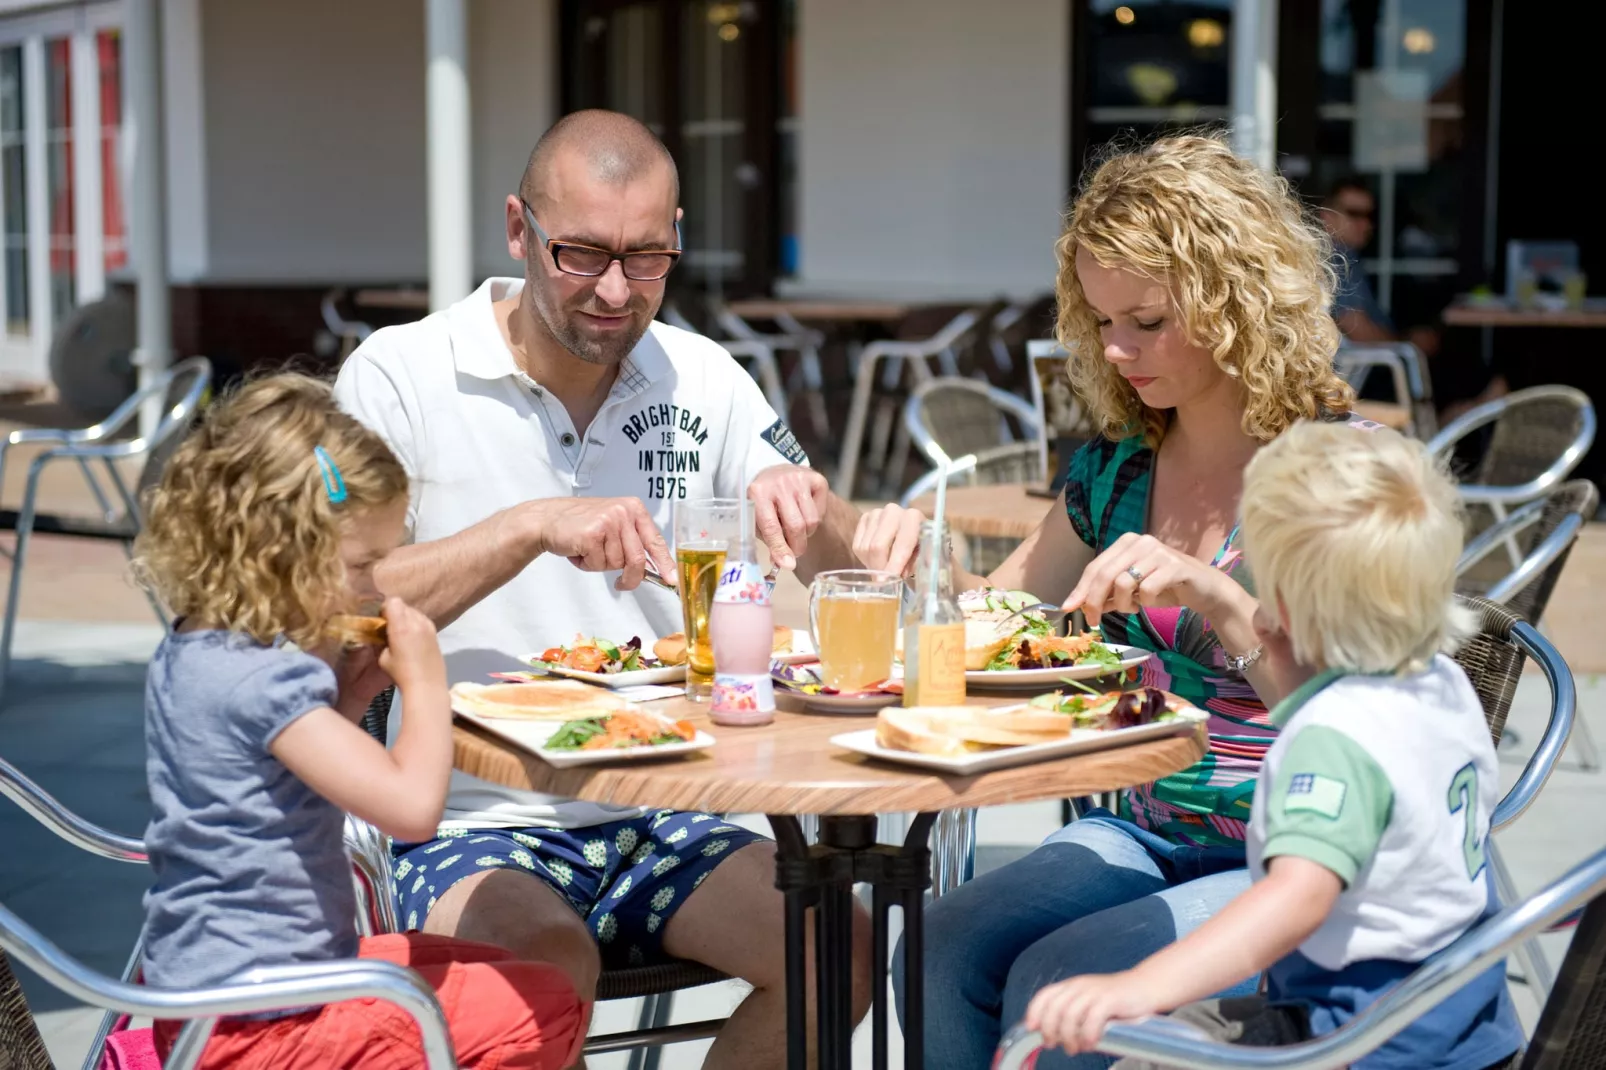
left=320, top=288, right=375, bottom=362
left=1335, top=341, right=1435, bottom=437
left=359, top=689, right=729, bottom=1069
left=0, top=751, right=462, bottom=1070
left=904, top=377, right=1044, bottom=472
left=834, top=306, right=1001, bottom=500
left=1455, top=479, right=1600, bottom=773
left=986, top=295, right=1057, bottom=392
left=0, top=356, right=212, bottom=707
left=660, top=303, right=789, bottom=423
left=995, top=838, right=1606, bottom=1069
left=1428, top=385, right=1596, bottom=565
left=713, top=303, right=832, bottom=441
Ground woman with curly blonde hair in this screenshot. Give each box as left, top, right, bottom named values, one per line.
left=855, top=133, right=1376, bottom=1069
left=133, top=374, right=586, bottom=1070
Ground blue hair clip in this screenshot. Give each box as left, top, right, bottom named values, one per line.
left=313, top=446, right=347, bottom=504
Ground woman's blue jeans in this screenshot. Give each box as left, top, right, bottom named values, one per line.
left=893, top=812, right=1253, bottom=1069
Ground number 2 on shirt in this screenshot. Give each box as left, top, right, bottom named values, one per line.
left=1447, top=763, right=1486, bottom=880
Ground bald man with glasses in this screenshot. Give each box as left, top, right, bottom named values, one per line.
left=335, top=109, right=871, bottom=1067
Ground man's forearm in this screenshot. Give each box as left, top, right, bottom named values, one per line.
left=376, top=504, right=543, bottom=629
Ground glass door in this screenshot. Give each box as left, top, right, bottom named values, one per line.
left=562, top=0, right=785, bottom=296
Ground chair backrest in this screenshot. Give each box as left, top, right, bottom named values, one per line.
left=1521, top=893, right=1606, bottom=1069
left=132, top=357, right=214, bottom=502
left=1428, top=385, right=1595, bottom=505
left=904, top=378, right=1042, bottom=468
left=1450, top=596, right=1526, bottom=748
left=1457, top=480, right=1598, bottom=625
left=0, top=947, right=51, bottom=1070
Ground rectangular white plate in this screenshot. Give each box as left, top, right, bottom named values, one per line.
left=521, top=654, right=686, bottom=689
left=455, top=706, right=716, bottom=768
left=830, top=705, right=1206, bottom=776
left=964, top=644, right=1152, bottom=690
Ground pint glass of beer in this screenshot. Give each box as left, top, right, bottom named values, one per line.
left=808, top=570, right=902, bottom=691
left=673, top=498, right=743, bottom=700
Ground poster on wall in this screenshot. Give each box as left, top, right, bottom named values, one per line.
left=1354, top=70, right=1429, bottom=173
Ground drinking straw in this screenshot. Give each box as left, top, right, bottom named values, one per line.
left=928, top=458, right=950, bottom=597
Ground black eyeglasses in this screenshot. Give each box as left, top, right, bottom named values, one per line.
left=521, top=198, right=682, bottom=281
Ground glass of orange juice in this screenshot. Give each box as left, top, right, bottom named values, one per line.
left=808, top=570, right=902, bottom=691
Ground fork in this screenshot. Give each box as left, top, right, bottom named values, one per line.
left=999, top=602, right=1088, bottom=635
left=642, top=557, right=781, bottom=594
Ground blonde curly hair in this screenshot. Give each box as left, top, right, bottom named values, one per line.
left=134, top=373, right=409, bottom=650
left=1055, top=132, right=1352, bottom=444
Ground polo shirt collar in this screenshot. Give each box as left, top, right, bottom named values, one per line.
left=448, top=277, right=671, bottom=394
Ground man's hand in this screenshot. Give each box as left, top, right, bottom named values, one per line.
left=1025, top=971, right=1160, bottom=1056
left=748, top=465, right=829, bottom=571
left=529, top=497, right=677, bottom=590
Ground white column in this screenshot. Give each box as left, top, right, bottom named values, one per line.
left=72, top=30, right=105, bottom=304
left=1230, top=0, right=1279, bottom=172
left=427, top=0, right=472, bottom=312
left=126, top=0, right=170, bottom=438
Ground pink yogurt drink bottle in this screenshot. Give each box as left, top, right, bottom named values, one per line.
left=709, top=557, right=777, bottom=727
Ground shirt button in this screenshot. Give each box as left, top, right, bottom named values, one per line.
left=560, top=432, right=576, bottom=447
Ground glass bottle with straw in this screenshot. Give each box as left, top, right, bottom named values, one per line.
left=902, top=461, right=965, bottom=707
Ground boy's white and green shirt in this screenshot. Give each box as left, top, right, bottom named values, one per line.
left=1246, top=654, right=1500, bottom=972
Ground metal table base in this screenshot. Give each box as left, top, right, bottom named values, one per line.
left=769, top=812, right=939, bottom=1070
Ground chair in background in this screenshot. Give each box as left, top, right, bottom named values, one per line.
left=1456, top=479, right=1600, bottom=772
left=904, top=376, right=1043, bottom=470
left=712, top=303, right=832, bottom=441
left=985, top=294, right=1056, bottom=392
left=0, top=356, right=212, bottom=707
left=319, top=288, right=374, bottom=362
left=1428, top=385, right=1596, bottom=558
left=1335, top=340, right=1435, bottom=437
left=995, top=595, right=1581, bottom=1069
left=659, top=303, right=789, bottom=423
left=357, top=689, right=729, bottom=1070
left=834, top=305, right=1003, bottom=499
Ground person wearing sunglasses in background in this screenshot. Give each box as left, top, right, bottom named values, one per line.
left=333, top=109, right=872, bottom=1068
left=1318, top=175, right=1443, bottom=361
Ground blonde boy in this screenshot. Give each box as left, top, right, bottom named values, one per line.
left=1025, top=422, right=1524, bottom=1070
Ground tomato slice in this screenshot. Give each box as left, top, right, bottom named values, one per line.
left=566, top=647, right=608, bottom=673
left=539, top=647, right=566, bottom=664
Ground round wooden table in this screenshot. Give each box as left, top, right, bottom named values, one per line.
left=453, top=690, right=1205, bottom=1070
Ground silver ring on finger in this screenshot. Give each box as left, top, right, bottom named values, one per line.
left=1125, top=564, right=1146, bottom=587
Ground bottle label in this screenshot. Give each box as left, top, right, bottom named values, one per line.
left=712, top=672, right=776, bottom=713
left=713, top=560, right=772, bottom=605
left=915, top=623, right=966, bottom=706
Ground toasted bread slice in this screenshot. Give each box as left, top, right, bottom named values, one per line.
left=653, top=634, right=689, bottom=666
left=875, top=705, right=1074, bottom=754
left=326, top=614, right=387, bottom=648
left=450, top=680, right=635, bottom=721
left=875, top=708, right=978, bottom=756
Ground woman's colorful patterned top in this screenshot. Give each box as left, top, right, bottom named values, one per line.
left=1063, top=413, right=1381, bottom=849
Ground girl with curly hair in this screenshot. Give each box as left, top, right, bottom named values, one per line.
left=854, top=133, right=1374, bottom=1069
left=133, top=374, right=585, bottom=1070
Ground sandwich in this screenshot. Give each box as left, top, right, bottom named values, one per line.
left=875, top=705, right=1076, bottom=756
left=653, top=625, right=793, bottom=667
left=326, top=614, right=387, bottom=648
left=450, top=680, right=636, bottom=721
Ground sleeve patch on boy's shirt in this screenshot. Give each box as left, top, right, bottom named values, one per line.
left=1284, top=773, right=1347, bottom=818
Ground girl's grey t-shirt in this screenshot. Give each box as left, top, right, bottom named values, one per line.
left=139, top=629, right=357, bottom=990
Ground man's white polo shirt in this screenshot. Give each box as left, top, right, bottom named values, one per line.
left=334, top=278, right=806, bottom=828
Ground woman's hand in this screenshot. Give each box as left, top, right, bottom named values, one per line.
left=851, top=504, right=927, bottom=578
left=333, top=644, right=393, bottom=722
left=1025, top=971, right=1159, bottom=1055
left=1063, top=533, right=1245, bottom=625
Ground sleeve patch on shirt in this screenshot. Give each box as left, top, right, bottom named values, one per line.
left=761, top=419, right=810, bottom=466
left=1284, top=773, right=1347, bottom=819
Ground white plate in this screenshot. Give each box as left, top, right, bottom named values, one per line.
left=831, top=705, right=1207, bottom=776
left=454, top=706, right=716, bottom=768
left=521, top=654, right=686, bottom=689
left=964, top=644, right=1152, bottom=690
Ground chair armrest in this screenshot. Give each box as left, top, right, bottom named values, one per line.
left=1483, top=513, right=1583, bottom=606
left=1493, top=622, right=1576, bottom=830
left=898, top=454, right=980, bottom=508
left=0, top=757, right=145, bottom=863
left=0, top=906, right=458, bottom=1070
left=4, top=427, right=86, bottom=446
